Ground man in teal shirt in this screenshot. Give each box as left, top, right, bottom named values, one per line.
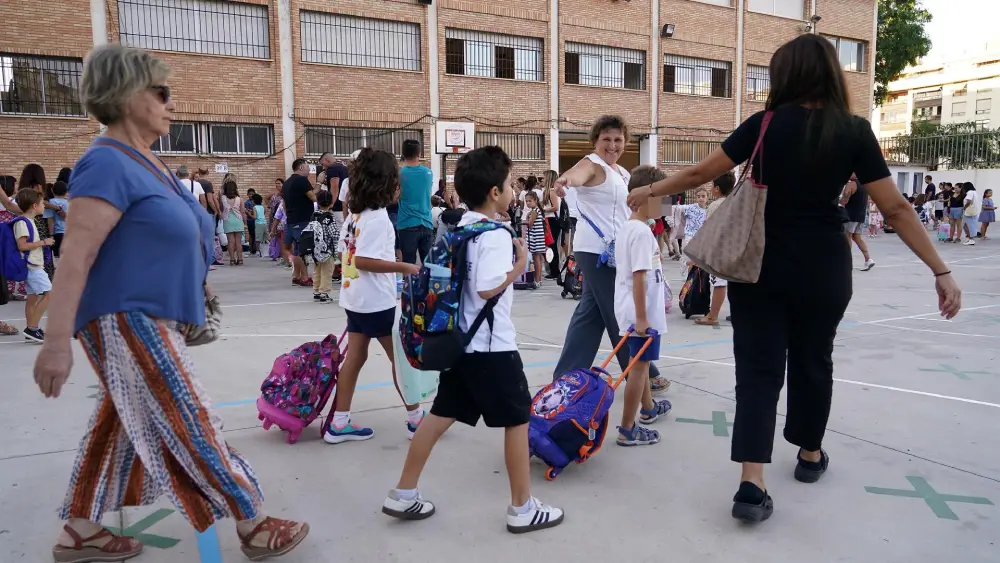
left=396, top=139, right=434, bottom=264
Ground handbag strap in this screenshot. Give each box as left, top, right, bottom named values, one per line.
left=737, top=111, right=774, bottom=187
left=579, top=211, right=607, bottom=242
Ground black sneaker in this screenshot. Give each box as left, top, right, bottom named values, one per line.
left=23, top=327, right=44, bottom=343
left=793, top=449, right=829, bottom=483
left=313, top=292, right=322, bottom=301
left=317, top=293, right=333, bottom=304
left=731, top=481, right=773, bottom=523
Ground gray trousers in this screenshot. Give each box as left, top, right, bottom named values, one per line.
left=553, top=252, right=662, bottom=380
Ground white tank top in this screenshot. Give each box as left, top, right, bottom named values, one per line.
left=572, top=154, right=630, bottom=255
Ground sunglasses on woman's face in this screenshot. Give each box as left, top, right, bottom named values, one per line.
left=149, top=85, right=171, bottom=104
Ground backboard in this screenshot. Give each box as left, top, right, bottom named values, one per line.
left=435, top=121, right=475, bottom=154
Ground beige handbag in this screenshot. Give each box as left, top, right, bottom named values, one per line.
left=683, top=111, right=773, bottom=284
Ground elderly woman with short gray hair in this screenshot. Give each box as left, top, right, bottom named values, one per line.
left=33, top=44, right=308, bottom=563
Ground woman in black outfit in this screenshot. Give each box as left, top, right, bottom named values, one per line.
left=627, top=34, right=962, bottom=522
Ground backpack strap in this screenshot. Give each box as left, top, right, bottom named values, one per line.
left=451, top=220, right=512, bottom=348
left=11, top=216, right=35, bottom=264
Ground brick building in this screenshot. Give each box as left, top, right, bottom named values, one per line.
left=0, top=0, right=877, bottom=193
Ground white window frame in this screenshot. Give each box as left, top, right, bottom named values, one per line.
left=151, top=122, right=199, bottom=154
left=0, top=53, right=85, bottom=117
left=303, top=126, right=423, bottom=158
left=444, top=28, right=543, bottom=82
left=747, top=0, right=805, bottom=19
left=824, top=35, right=866, bottom=72
left=952, top=101, right=966, bottom=117
left=208, top=124, right=273, bottom=156
left=746, top=64, right=770, bottom=102
left=976, top=98, right=992, bottom=115
left=475, top=132, right=545, bottom=160
left=300, top=11, right=421, bottom=71
left=565, top=42, right=645, bottom=90
left=117, top=0, right=270, bottom=59
left=663, top=54, right=731, bottom=98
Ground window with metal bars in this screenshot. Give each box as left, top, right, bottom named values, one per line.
left=823, top=35, right=867, bottom=72
left=118, top=0, right=270, bottom=59
left=475, top=132, right=544, bottom=160
left=746, top=64, right=769, bottom=102
left=151, top=122, right=199, bottom=153
left=0, top=54, right=84, bottom=116
left=300, top=12, right=421, bottom=71
left=662, top=54, right=731, bottom=98
left=565, top=42, right=645, bottom=90
left=662, top=139, right=721, bottom=164
left=209, top=124, right=273, bottom=155
left=444, top=29, right=543, bottom=81
left=304, top=126, right=423, bottom=157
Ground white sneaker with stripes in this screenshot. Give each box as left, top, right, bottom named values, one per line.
left=381, top=489, right=436, bottom=520
left=506, top=497, right=564, bottom=534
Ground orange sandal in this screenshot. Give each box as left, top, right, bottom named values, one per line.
left=52, top=525, right=143, bottom=563
left=238, top=517, right=309, bottom=561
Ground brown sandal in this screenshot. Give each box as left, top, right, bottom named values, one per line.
left=238, top=517, right=309, bottom=561
left=694, top=317, right=719, bottom=326
left=52, top=525, right=143, bottom=563
left=0, top=321, right=18, bottom=335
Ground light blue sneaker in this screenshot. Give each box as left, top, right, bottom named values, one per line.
left=323, top=421, right=375, bottom=444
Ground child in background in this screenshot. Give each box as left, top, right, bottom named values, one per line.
left=867, top=200, right=882, bottom=238
left=381, top=146, right=564, bottom=534
left=524, top=191, right=546, bottom=288
left=325, top=147, right=423, bottom=445
left=675, top=188, right=709, bottom=275
left=252, top=193, right=267, bottom=257
left=979, top=188, right=995, bottom=239
left=13, top=189, right=54, bottom=343
left=614, top=168, right=672, bottom=446
left=311, top=190, right=339, bottom=304
left=694, top=172, right=736, bottom=327
left=46, top=181, right=69, bottom=259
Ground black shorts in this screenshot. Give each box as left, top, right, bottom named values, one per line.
left=430, top=351, right=531, bottom=428
left=345, top=307, right=395, bottom=338
left=934, top=210, right=944, bottom=220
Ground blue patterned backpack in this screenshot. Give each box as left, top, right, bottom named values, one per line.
left=399, top=218, right=512, bottom=371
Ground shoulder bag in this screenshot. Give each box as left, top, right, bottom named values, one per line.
left=683, top=111, right=773, bottom=284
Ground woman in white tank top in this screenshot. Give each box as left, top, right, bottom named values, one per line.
left=549, top=116, right=667, bottom=386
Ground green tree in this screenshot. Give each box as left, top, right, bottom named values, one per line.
left=891, top=122, right=1000, bottom=170
left=875, top=0, right=933, bottom=105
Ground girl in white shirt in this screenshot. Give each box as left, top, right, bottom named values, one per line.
left=325, top=148, right=423, bottom=446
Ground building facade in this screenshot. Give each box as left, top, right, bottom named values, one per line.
left=1, top=0, right=877, bottom=192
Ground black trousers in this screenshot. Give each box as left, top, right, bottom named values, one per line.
left=546, top=217, right=562, bottom=277
left=728, top=234, right=852, bottom=463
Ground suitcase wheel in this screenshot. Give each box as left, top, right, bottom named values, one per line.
left=545, top=467, right=559, bottom=481
left=286, top=430, right=301, bottom=444
left=262, top=419, right=273, bottom=430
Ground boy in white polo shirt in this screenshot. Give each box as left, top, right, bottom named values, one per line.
left=614, top=166, right=671, bottom=446
left=381, top=146, right=565, bottom=534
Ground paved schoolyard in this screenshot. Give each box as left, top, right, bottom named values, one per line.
left=1, top=233, right=998, bottom=563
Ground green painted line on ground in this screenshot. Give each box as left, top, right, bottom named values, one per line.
left=105, top=508, right=180, bottom=549
left=675, top=410, right=733, bottom=437
left=919, top=363, right=990, bottom=380
left=87, top=385, right=100, bottom=399
left=864, top=476, right=994, bottom=520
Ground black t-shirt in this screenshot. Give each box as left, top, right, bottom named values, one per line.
left=324, top=163, right=348, bottom=212
left=924, top=183, right=936, bottom=200
left=282, top=174, right=314, bottom=224
left=721, top=107, right=891, bottom=236
left=844, top=180, right=868, bottom=223
left=950, top=189, right=965, bottom=208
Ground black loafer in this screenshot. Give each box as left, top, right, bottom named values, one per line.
left=731, top=482, right=774, bottom=523
left=794, top=449, right=829, bottom=483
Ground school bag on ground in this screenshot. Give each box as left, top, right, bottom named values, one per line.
left=399, top=218, right=513, bottom=372
left=529, top=328, right=657, bottom=480
left=937, top=223, right=950, bottom=241
left=257, top=331, right=346, bottom=444
left=560, top=254, right=582, bottom=300
left=679, top=265, right=710, bottom=319
left=0, top=216, right=33, bottom=283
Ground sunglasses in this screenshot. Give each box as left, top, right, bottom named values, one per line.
left=150, top=85, right=171, bottom=104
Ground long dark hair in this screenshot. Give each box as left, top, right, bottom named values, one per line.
left=347, top=147, right=399, bottom=213
left=223, top=180, right=239, bottom=199
left=18, top=163, right=46, bottom=191
left=56, top=167, right=72, bottom=185
left=767, top=34, right=852, bottom=160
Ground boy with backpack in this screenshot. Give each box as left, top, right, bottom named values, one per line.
left=614, top=167, right=672, bottom=446
left=12, top=189, right=54, bottom=342
left=381, top=146, right=565, bottom=534
left=309, top=190, right=339, bottom=304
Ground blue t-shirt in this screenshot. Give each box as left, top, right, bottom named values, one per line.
left=44, top=197, right=70, bottom=234
left=70, top=138, right=214, bottom=334
left=396, top=164, right=433, bottom=230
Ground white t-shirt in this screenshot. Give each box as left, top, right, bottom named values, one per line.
left=179, top=178, right=204, bottom=201
left=613, top=220, right=667, bottom=336
left=964, top=190, right=981, bottom=216
left=563, top=188, right=579, bottom=219
left=543, top=191, right=561, bottom=218
left=339, top=178, right=350, bottom=203
left=519, top=189, right=543, bottom=220
left=458, top=211, right=517, bottom=353
left=338, top=208, right=397, bottom=313
left=573, top=154, right=630, bottom=255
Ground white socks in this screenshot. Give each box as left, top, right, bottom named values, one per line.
left=332, top=411, right=350, bottom=429
left=512, top=498, right=536, bottom=515
left=407, top=409, right=424, bottom=425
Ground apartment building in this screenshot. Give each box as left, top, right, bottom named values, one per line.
left=873, top=42, right=1000, bottom=139
left=1, top=0, right=877, bottom=192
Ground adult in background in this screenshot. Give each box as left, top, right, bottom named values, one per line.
left=176, top=165, right=206, bottom=208
left=222, top=180, right=246, bottom=264
left=961, top=182, right=981, bottom=246
left=551, top=115, right=669, bottom=391
left=541, top=169, right=562, bottom=281
left=244, top=188, right=257, bottom=254
left=282, top=158, right=316, bottom=285
left=317, top=151, right=348, bottom=229
left=32, top=43, right=308, bottom=561
left=396, top=139, right=434, bottom=264
left=840, top=175, right=876, bottom=271
left=923, top=175, right=936, bottom=201
left=626, top=34, right=960, bottom=523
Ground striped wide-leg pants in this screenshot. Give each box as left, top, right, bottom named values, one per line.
left=59, top=312, right=263, bottom=532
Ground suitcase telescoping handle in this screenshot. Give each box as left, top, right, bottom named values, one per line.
left=598, top=326, right=658, bottom=391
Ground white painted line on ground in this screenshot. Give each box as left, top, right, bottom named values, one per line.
left=866, top=323, right=1000, bottom=339
left=0, top=299, right=320, bottom=323
left=859, top=303, right=1000, bottom=325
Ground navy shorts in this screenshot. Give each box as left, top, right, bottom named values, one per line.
left=284, top=221, right=309, bottom=246
left=627, top=334, right=661, bottom=362
left=345, top=307, right=395, bottom=338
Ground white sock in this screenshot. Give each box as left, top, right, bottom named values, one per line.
left=395, top=488, right=418, bottom=501
left=513, top=498, right=536, bottom=515
left=332, top=411, right=351, bottom=429
left=407, top=409, right=424, bottom=425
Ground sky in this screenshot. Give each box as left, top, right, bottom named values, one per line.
left=919, top=0, right=1000, bottom=60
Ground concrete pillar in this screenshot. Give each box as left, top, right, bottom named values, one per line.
left=549, top=0, right=559, bottom=171
left=639, top=134, right=658, bottom=166
left=277, top=0, right=296, bottom=177
left=735, top=0, right=745, bottom=129
left=648, top=0, right=659, bottom=166
left=428, top=2, right=441, bottom=183
left=91, top=0, right=108, bottom=47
